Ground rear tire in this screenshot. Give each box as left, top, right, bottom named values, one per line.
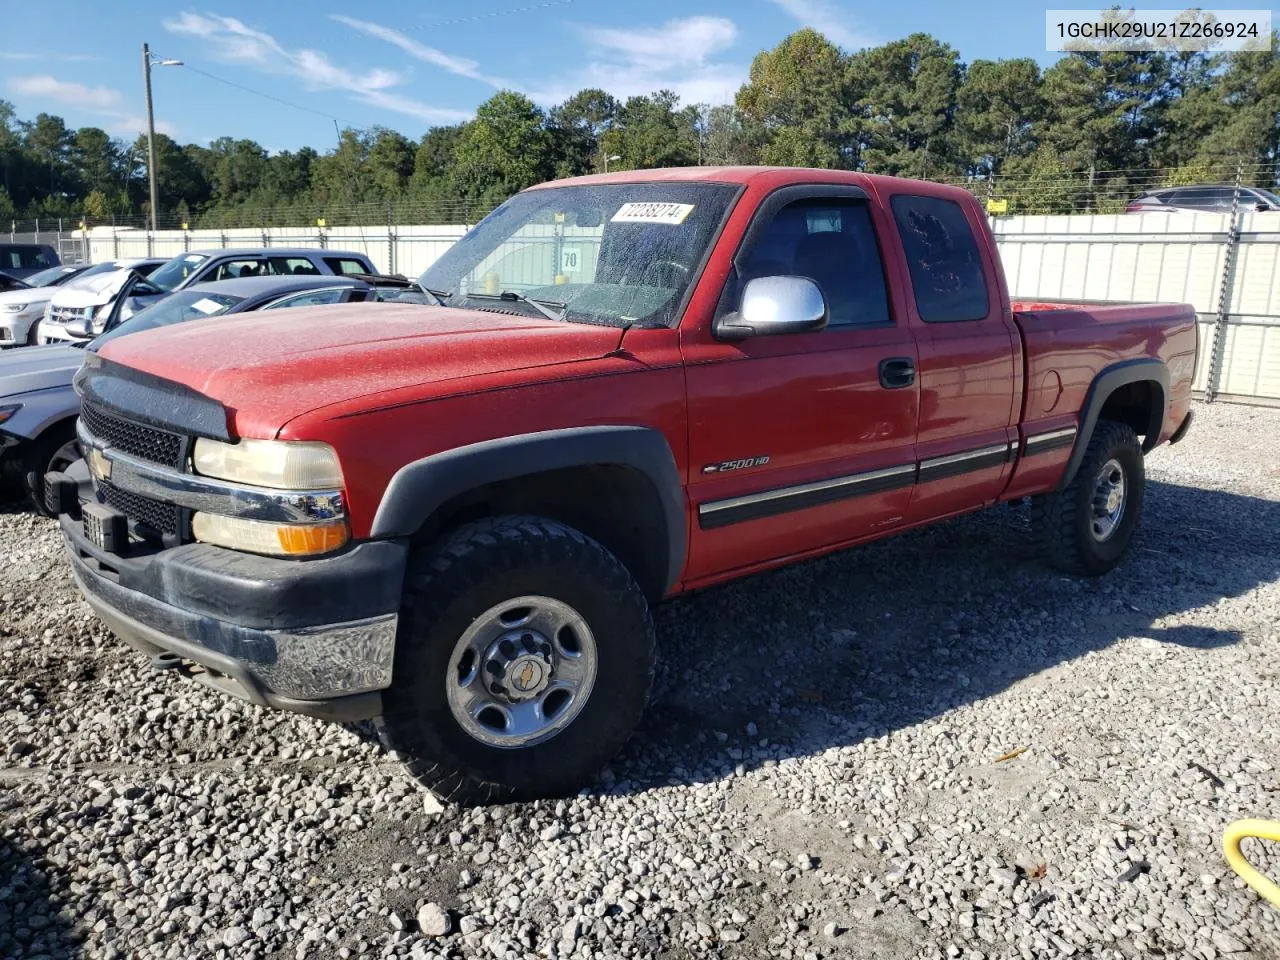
left=1032, top=419, right=1144, bottom=576
left=21, top=421, right=79, bottom=517
left=378, top=515, right=655, bottom=805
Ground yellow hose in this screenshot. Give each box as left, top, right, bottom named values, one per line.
left=1223, top=820, right=1280, bottom=908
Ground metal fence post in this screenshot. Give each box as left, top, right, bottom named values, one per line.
left=112, top=225, right=119, bottom=260
left=387, top=204, right=396, bottom=275
left=1204, top=160, right=1245, bottom=402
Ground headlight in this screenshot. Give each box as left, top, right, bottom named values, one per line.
left=192, top=512, right=348, bottom=557
left=0, top=404, right=21, bottom=426
left=192, top=437, right=344, bottom=490
left=2, top=303, right=27, bottom=313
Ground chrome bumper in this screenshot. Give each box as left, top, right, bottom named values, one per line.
left=67, top=536, right=396, bottom=720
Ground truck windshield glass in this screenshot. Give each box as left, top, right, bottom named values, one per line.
left=419, top=183, right=738, bottom=327
left=88, top=291, right=242, bottom=351
left=149, top=253, right=209, bottom=292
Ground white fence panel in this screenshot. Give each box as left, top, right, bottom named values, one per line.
left=995, top=210, right=1280, bottom=402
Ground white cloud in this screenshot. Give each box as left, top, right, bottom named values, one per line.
left=8, top=74, right=120, bottom=110
left=163, top=12, right=470, bottom=124
left=531, top=16, right=746, bottom=107
left=0, top=52, right=101, bottom=62
left=766, top=0, right=872, bottom=49
left=329, top=15, right=510, bottom=89
left=6, top=74, right=176, bottom=138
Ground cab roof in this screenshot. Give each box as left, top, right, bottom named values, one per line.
left=528, top=165, right=973, bottom=200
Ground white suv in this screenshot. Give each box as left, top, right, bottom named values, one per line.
left=40, top=247, right=377, bottom=344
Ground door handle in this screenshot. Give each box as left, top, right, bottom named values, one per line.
left=879, top=357, right=916, bottom=389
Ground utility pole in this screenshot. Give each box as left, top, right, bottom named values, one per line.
left=143, top=42, right=159, bottom=233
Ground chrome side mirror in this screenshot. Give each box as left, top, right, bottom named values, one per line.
left=714, top=275, right=828, bottom=341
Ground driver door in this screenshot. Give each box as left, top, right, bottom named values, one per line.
left=681, top=185, right=920, bottom=583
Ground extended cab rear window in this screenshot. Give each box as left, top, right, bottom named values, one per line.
left=891, top=195, right=989, bottom=323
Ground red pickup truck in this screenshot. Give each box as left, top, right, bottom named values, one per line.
left=51, top=167, right=1197, bottom=804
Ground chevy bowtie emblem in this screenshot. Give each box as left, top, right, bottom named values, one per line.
left=88, top=447, right=112, bottom=482
left=515, top=661, right=539, bottom=692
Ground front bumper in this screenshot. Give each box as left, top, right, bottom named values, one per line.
left=57, top=461, right=407, bottom=721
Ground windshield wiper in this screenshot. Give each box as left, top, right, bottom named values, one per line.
left=464, top=290, right=567, bottom=322
left=419, top=285, right=452, bottom=306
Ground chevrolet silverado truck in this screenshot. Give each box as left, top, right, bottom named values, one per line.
left=48, top=168, right=1197, bottom=804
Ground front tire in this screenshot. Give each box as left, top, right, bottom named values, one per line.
left=1032, top=419, right=1145, bottom=576
left=379, top=515, right=655, bottom=805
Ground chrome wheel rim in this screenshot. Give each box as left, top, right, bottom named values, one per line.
left=446, top=595, right=598, bottom=749
left=1090, top=458, right=1127, bottom=542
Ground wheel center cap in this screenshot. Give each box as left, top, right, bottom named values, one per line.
left=505, top=655, right=549, bottom=699
left=1105, top=488, right=1122, bottom=513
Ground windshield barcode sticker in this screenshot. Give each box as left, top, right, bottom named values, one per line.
left=611, top=202, right=695, bottom=225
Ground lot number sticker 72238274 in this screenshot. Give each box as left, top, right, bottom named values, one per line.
left=611, top=202, right=695, bottom=225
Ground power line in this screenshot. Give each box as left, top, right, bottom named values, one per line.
left=177, top=63, right=365, bottom=130
left=407, top=0, right=586, bottom=30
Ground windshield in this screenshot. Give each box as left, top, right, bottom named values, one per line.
left=1253, top=188, right=1280, bottom=207
left=419, top=183, right=739, bottom=327
left=89, top=290, right=242, bottom=351
left=26, top=265, right=83, bottom=288
left=149, top=253, right=209, bottom=292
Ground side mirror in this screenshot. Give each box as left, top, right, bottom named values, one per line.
left=1256, top=202, right=1270, bottom=213
left=714, top=276, right=828, bottom=341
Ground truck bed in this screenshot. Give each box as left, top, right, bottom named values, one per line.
left=1011, top=297, right=1199, bottom=444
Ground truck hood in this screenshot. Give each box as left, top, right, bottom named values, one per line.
left=0, top=345, right=84, bottom=399
left=94, top=302, right=626, bottom=437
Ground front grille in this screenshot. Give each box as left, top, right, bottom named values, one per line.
left=98, top=479, right=180, bottom=536
left=47, top=305, right=87, bottom=325
left=81, top=402, right=186, bottom=469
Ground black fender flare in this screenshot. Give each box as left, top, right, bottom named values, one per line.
left=369, top=425, right=687, bottom=594
left=1059, top=358, right=1169, bottom=491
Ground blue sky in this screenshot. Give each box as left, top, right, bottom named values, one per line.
left=0, top=0, right=1260, bottom=151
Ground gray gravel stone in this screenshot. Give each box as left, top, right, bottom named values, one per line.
left=1, top=401, right=1279, bottom=960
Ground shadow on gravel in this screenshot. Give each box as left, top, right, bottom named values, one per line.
left=0, top=836, right=81, bottom=959
left=613, top=480, right=1276, bottom=791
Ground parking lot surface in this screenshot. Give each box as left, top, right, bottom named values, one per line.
left=2, top=400, right=1278, bottom=960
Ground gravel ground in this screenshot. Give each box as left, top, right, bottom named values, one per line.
left=2, top=399, right=1278, bottom=960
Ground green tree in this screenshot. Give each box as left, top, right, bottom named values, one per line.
left=737, top=29, right=854, bottom=167
left=130, top=133, right=210, bottom=222
left=367, top=128, right=415, bottom=197
left=0, top=185, right=15, bottom=224
left=548, top=88, right=619, bottom=177
left=955, top=59, right=1043, bottom=178
left=82, top=188, right=110, bottom=219
left=606, top=91, right=699, bottom=169
left=23, top=113, right=74, bottom=194
left=71, top=127, right=122, bottom=197
left=851, top=33, right=964, bottom=178
left=452, top=92, right=552, bottom=202
left=699, top=104, right=759, bottom=166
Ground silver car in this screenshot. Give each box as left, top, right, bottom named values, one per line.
left=1126, top=185, right=1280, bottom=214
